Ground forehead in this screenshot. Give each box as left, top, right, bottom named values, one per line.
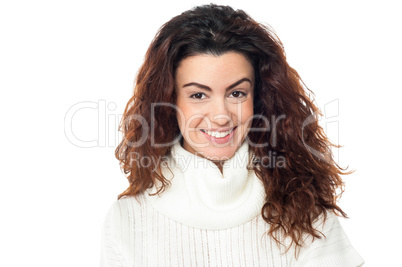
left=175, top=52, right=255, bottom=88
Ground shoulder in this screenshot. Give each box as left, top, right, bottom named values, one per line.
left=295, top=210, right=365, bottom=267
left=107, top=193, right=146, bottom=213
left=102, top=194, right=147, bottom=230
left=109, top=195, right=145, bottom=212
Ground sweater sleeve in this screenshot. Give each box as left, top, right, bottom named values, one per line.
left=295, top=211, right=364, bottom=267
left=99, top=201, right=127, bottom=267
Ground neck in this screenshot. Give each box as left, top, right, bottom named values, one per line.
left=144, top=140, right=267, bottom=229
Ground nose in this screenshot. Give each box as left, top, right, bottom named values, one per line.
left=210, top=98, right=231, bottom=126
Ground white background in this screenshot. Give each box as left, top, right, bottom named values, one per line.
left=1, top=0, right=400, bottom=266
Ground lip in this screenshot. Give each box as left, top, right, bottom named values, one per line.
left=200, top=126, right=236, bottom=132
left=200, top=126, right=237, bottom=144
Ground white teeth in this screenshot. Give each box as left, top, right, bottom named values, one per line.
left=204, top=129, right=233, bottom=138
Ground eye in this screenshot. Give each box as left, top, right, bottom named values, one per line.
left=190, top=93, right=206, bottom=99
left=230, top=91, right=247, bottom=98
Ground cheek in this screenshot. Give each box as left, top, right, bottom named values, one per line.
left=176, top=102, right=204, bottom=130
left=237, top=101, right=254, bottom=124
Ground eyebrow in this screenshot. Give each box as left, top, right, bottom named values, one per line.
left=182, top=78, right=252, bottom=91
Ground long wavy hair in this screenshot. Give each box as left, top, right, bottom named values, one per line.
left=115, top=4, right=352, bottom=251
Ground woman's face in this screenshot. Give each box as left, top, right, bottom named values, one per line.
left=174, top=52, right=255, bottom=161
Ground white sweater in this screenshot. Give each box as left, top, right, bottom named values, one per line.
left=100, top=141, right=364, bottom=267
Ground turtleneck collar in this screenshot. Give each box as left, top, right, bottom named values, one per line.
left=144, top=140, right=266, bottom=230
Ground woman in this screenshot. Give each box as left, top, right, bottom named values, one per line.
left=100, top=4, right=364, bottom=266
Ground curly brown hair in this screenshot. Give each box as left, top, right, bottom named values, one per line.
left=115, top=4, right=352, bottom=252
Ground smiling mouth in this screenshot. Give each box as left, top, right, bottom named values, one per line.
left=200, top=126, right=237, bottom=138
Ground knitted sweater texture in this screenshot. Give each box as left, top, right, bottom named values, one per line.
left=100, top=141, right=364, bottom=266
